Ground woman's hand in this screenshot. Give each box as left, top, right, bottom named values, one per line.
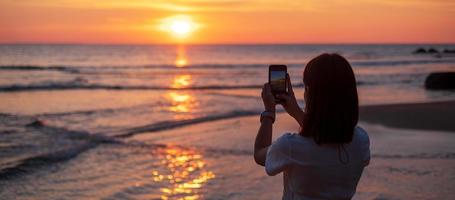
left=277, top=74, right=304, bottom=126
left=261, top=83, right=276, bottom=112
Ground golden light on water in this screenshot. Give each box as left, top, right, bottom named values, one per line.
left=157, top=60, right=213, bottom=199
left=175, top=59, right=188, bottom=67
left=169, top=92, right=191, bottom=103
left=171, top=74, right=191, bottom=89
left=167, top=92, right=194, bottom=114
left=167, top=74, right=199, bottom=119
left=175, top=45, right=188, bottom=67
left=152, top=146, right=215, bottom=200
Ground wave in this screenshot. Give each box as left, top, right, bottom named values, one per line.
left=0, top=82, right=306, bottom=92
left=1, top=58, right=455, bottom=73
left=0, top=143, right=95, bottom=180
left=0, top=64, right=288, bottom=73
left=0, top=108, right=262, bottom=179
left=0, top=121, right=120, bottom=180
left=0, top=78, right=395, bottom=92
left=0, top=65, right=80, bottom=73
left=351, top=58, right=455, bottom=67
left=0, top=80, right=387, bottom=93
left=114, top=109, right=263, bottom=138
left=3, top=109, right=454, bottom=181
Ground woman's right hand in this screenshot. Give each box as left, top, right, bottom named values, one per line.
left=277, top=74, right=304, bottom=126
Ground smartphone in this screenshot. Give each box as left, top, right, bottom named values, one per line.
left=268, top=65, right=287, bottom=103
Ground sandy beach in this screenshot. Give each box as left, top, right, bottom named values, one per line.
left=360, top=100, right=455, bottom=132
left=1, top=96, right=454, bottom=200
left=123, top=100, right=455, bottom=199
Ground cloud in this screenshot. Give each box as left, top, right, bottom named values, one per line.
left=3, top=0, right=320, bottom=12
left=361, top=0, right=455, bottom=11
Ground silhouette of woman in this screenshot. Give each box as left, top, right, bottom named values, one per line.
left=254, top=53, right=370, bottom=200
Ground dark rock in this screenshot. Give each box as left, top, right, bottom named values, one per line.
left=75, top=77, right=88, bottom=84
left=425, top=72, right=455, bottom=90
left=428, top=48, right=439, bottom=53
left=26, top=120, right=45, bottom=127
left=413, top=48, right=427, bottom=54
left=443, top=49, right=455, bottom=54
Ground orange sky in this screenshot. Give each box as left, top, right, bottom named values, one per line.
left=0, top=0, right=454, bottom=44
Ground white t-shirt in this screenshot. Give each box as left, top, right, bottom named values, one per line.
left=265, top=126, right=370, bottom=200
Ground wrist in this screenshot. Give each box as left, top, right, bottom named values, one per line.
left=261, top=117, right=274, bottom=124
left=260, top=111, right=276, bottom=123
left=292, top=110, right=304, bottom=126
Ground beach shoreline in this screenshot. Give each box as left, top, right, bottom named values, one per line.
left=360, top=100, right=455, bottom=132
left=126, top=99, right=455, bottom=199
left=1, top=98, right=454, bottom=199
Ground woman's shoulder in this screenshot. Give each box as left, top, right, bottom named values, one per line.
left=277, top=128, right=369, bottom=146
left=273, top=133, right=294, bottom=146
left=274, top=132, right=315, bottom=147
left=269, top=133, right=314, bottom=160
left=354, top=126, right=369, bottom=142
left=353, top=126, right=370, bottom=149
left=276, top=132, right=305, bottom=141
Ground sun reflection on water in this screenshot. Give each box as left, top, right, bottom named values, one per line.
left=167, top=92, right=193, bottom=113
left=152, top=146, right=215, bottom=200
left=171, top=75, right=192, bottom=89
left=175, top=46, right=188, bottom=67
left=176, top=58, right=188, bottom=67
left=167, top=74, right=199, bottom=120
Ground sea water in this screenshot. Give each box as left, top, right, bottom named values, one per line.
left=1, top=44, right=454, bottom=199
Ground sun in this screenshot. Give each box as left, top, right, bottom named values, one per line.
left=170, top=20, right=191, bottom=36
left=159, top=15, right=199, bottom=39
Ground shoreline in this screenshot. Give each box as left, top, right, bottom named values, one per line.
left=359, top=100, right=455, bottom=132
left=131, top=100, right=455, bottom=151
left=128, top=99, right=455, bottom=200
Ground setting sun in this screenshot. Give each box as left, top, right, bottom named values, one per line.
left=171, top=20, right=191, bottom=36
left=159, top=15, right=200, bottom=39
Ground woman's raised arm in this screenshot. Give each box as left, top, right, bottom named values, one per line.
left=254, top=83, right=276, bottom=166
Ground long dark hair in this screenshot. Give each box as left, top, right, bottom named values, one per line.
left=300, top=53, right=358, bottom=145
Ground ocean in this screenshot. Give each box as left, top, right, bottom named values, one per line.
left=1, top=44, right=455, bottom=199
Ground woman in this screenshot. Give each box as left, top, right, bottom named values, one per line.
left=254, top=53, right=370, bottom=200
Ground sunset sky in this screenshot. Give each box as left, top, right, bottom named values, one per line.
left=0, top=0, right=454, bottom=44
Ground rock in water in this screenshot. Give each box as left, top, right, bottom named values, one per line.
left=425, top=72, right=455, bottom=90
left=443, top=49, right=455, bottom=54
left=428, top=48, right=439, bottom=54
left=413, top=48, right=427, bottom=54
left=26, top=119, right=45, bottom=127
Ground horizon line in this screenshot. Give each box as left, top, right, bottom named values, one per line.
left=1, top=42, right=455, bottom=46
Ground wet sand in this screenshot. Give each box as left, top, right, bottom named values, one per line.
left=360, top=100, right=455, bottom=132
left=2, top=100, right=437, bottom=199
left=128, top=100, right=455, bottom=199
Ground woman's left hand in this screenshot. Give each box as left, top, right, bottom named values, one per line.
left=261, top=83, right=276, bottom=112
left=276, top=74, right=302, bottom=120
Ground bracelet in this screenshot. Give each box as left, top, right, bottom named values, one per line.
left=260, top=111, right=275, bottom=123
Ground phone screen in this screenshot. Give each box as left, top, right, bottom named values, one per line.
left=270, top=70, right=286, bottom=94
